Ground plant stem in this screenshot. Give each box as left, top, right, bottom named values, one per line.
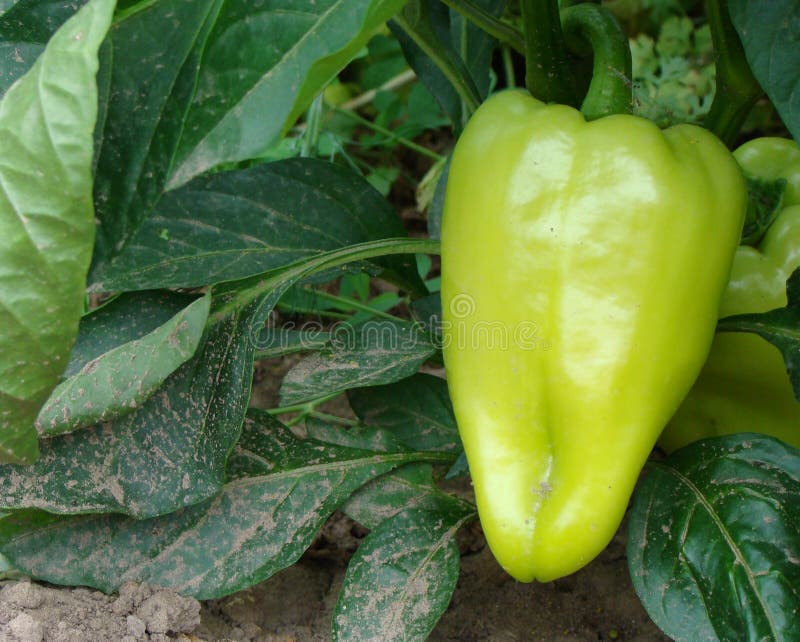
left=340, top=69, right=418, bottom=112
left=441, top=0, right=525, bottom=54
left=301, top=94, right=324, bottom=157
left=703, top=0, right=762, bottom=146
left=560, top=3, right=632, bottom=119
left=520, top=0, right=578, bottom=105
left=392, top=11, right=482, bottom=115
left=334, top=107, right=444, bottom=161
left=310, top=411, right=360, bottom=426
left=501, top=45, right=516, bottom=88
left=267, top=391, right=343, bottom=416
left=310, top=289, right=407, bottom=322
left=214, top=238, right=442, bottom=321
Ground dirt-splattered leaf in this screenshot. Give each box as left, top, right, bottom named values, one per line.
left=36, top=292, right=210, bottom=437
left=0, top=0, right=114, bottom=463
left=627, top=434, right=800, bottom=642
left=343, top=463, right=473, bottom=531
left=279, top=321, right=436, bottom=406
left=332, top=507, right=470, bottom=642
left=0, top=411, right=445, bottom=599
left=0, top=0, right=91, bottom=96
left=0, top=239, right=435, bottom=517
left=303, top=416, right=408, bottom=454
left=91, top=159, right=423, bottom=294
left=348, top=373, right=462, bottom=453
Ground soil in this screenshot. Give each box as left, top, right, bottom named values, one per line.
left=0, top=515, right=668, bottom=642
left=0, top=357, right=671, bottom=642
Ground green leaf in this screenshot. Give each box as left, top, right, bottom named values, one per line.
left=343, top=463, right=472, bottom=530
left=254, top=328, right=331, bottom=360
left=279, top=320, right=437, bottom=406
left=426, top=155, right=449, bottom=240
left=627, top=434, right=800, bottom=642
left=0, top=0, right=115, bottom=463
left=0, top=411, right=443, bottom=599
left=92, top=0, right=410, bottom=279
left=729, top=0, right=800, bottom=141
left=91, top=159, right=424, bottom=294
left=740, top=173, right=786, bottom=247
left=0, top=238, right=439, bottom=517
left=35, top=292, right=210, bottom=437
left=304, top=416, right=408, bottom=454
left=59, top=291, right=201, bottom=377
left=0, top=0, right=91, bottom=96
left=332, top=507, right=469, bottom=642
left=718, top=268, right=800, bottom=401
left=348, top=373, right=462, bottom=453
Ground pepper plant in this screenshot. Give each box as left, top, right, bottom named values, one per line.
left=0, top=0, right=798, bottom=640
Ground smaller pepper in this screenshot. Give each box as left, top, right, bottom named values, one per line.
left=661, top=137, right=800, bottom=453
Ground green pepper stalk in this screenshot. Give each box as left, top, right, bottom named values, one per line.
left=560, top=3, right=632, bottom=120
left=703, top=0, right=762, bottom=147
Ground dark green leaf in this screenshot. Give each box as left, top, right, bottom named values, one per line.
left=444, top=450, right=469, bottom=479
left=740, top=174, right=786, bottom=246
left=729, top=0, right=800, bottom=141
left=410, top=293, right=443, bottom=343
left=449, top=0, right=506, bottom=100
left=279, top=321, right=437, bottom=406
left=0, top=411, right=442, bottom=599
left=0, top=0, right=114, bottom=463
left=92, top=0, right=410, bottom=279
left=91, top=159, right=424, bottom=294
left=35, top=293, right=210, bottom=437
left=390, top=1, right=464, bottom=127
left=627, top=434, right=800, bottom=642
left=343, top=463, right=472, bottom=530
left=0, top=0, right=89, bottom=95
left=61, top=291, right=200, bottom=377
left=718, top=268, right=800, bottom=401
left=332, top=507, right=469, bottom=642
left=255, top=328, right=331, bottom=360
left=427, top=154, right=449, bottom=240
left=304, top=416, right=408, bottom=454
left=348, top=373, right=462, bottom=453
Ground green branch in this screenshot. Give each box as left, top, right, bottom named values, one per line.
left=703, top=0, right=762, bottom=146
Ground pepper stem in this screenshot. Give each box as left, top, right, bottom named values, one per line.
left=560, top=3, right=632, bottom=120
left=520, top=0, right=579, bottom=106
left=703, top=0, right=762, bottom=146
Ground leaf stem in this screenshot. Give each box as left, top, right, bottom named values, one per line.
left=440, top=0, right=525, bottom=54
left=703, top=0, right=762, bottom=146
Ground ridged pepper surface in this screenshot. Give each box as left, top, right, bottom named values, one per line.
left=662, top=137, right=800, bottom=452
left=440, top=90, right=747, bottom=582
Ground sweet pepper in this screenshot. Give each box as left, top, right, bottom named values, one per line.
left=661, top=137, right=800, bottom=452
left=440, top=90, right=746, bottom=582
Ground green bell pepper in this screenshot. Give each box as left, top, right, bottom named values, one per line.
left=661, top=137, right=800, bottom=453
left=440, top=90, right=746, bottom=582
